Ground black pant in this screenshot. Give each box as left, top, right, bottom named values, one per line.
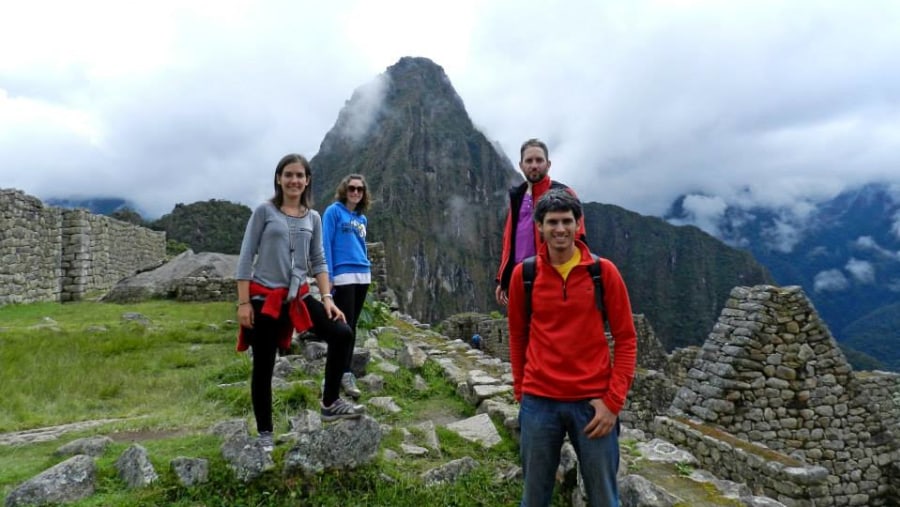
left=246, top=296, right=353, bottom=433
left=332, top=283, right=369, bottom=373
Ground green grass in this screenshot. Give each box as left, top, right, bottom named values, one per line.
left=0, top=300, right=529, bottom=506
left=0, top=301, right=244, bottom=433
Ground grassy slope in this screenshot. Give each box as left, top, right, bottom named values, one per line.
left=1, top=301, right=752, bottom=506
left=0, top=301, right=528, bottom=506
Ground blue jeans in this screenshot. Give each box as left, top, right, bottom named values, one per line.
left=518, top=394, right=620, bottom=507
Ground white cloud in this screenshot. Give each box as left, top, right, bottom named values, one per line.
left=854, top=236, right=900, bottom=261
left=845, top=258, right=875, bottom=284
left=335, top=75, right=389, bottom=144
left=892, top=211, right=900, bottom=241
left=2, top=0, right=900, bottom=218
left=761, top=219, right=803, bottom=254
left=814, top=269, right=849, bottom=292
left=887, top=278, right=900, bottom=292
left=668, top=194, right=727, bottom=235
left=855, top=236, right=878, bottom=250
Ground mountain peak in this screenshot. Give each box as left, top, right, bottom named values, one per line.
left=310, top=57, right=515, bottom=322
left=319, top=56, right=472, bottom=154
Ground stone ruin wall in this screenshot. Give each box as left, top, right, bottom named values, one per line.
left=0, top=189, right=166, bottom=305
left=440, top=286, right=900, bottom=506
left=665, top=285, right=900, bottom=506
left=440, top=312, right=682, bottom=434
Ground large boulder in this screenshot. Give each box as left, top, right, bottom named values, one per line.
left=102, top=250, right=238, bottom=303
left=5, top=455, right=96, bottom=507
left=283, top=415, right=382, bottom=475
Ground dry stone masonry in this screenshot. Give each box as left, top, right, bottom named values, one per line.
left=665, top=285, right=900, bottom=506
left=0, top=189, right=166, bottom=304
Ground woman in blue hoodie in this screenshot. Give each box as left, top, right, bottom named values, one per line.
left=322, top=174, right=372, bottom=399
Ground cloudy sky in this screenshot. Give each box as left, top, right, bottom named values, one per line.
left=2, top=0, right=900, bottom=219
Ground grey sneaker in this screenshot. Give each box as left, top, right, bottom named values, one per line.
left=341, top=372, right=362, bottom=399
left=258, top=431, right=274, bottom=452
left=321, top=398, right=366, bottom=422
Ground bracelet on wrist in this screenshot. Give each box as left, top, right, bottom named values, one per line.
left=236, top=301, right=250, bottom=308
left=322, top=294, right=333, bottom=299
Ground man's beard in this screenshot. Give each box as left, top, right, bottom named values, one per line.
left=527, top=172, right=546, bottom=183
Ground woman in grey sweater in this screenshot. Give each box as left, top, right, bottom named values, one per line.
left=236, top=154, right=365, bottom=452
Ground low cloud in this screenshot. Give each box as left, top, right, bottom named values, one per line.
left=855, top=236, right=878, bottom=250
left=3, top=1, right=900, bottom=220
left=761, top=219, right=803, bottom=254
left=336, top=74, right=389, bottom=145
left=854, top=235, right=900, bottom=261
left=668, top=194, right=727, bottom=236
left=887, top=278, right=900, bottom=292
left=845, top=258, right=875, bottom=284
left=892, top=211, right=900, bottom=241
left=813, top=269, right=849, bottom=292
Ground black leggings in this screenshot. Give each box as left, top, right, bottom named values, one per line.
left=246, top=296, right=354, bottom=433
left=332, top=283, right=369, bottom=372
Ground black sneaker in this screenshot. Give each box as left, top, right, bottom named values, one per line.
left=321, top=398, right=366, bottom=422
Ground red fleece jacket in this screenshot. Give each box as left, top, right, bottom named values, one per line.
left=507, top=240, right=637, bottom=414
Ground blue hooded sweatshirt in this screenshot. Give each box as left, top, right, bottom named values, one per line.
left=322, top=201, right=370, bottom=281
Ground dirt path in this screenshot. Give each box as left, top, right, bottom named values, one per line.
left=0, top=418, right=136, bottom=446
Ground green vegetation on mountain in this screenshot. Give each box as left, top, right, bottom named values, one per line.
left=841, top=302, right=900, bottom=371
left=108, top=206, right=146, bottom=226
left=310, top=57, right=513, bottom=323
left=150, top=199, right=251, bottom=255
left=583, top=202, right=773, bottom=350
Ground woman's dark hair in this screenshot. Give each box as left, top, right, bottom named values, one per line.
left=334, top=173, right=371, bottom=213
left=271, top=154, right=313, bottom=209
left=533, top=188, right=583, bottom=224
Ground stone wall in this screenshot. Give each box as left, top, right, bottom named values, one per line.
left=653, top=415, right=831, bottom=506
left=0, top=189, right=166, bottom=304
left=0, top=190, right=63, bottom=303
left=441, top=285, right=900, bottom=506
left=439, top=312, right=680, bottom=434
left=669, top=285, right=900, bottom=506
left=440, top=313, right=671, bottom=375
left=367, top=242, right=395, bottom=307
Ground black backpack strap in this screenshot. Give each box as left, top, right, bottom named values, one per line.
left=588, top=254, right=608, bottom=329
left=522, top=256, right=537, bottom=328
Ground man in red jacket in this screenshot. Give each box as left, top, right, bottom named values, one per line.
left=507, top=189, right=637, bottom=507
left=495, top=138, right=586, bottom=306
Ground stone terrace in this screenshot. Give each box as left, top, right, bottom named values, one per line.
left=666, top=285, right=900, bottom=506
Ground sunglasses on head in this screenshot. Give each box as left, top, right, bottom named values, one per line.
left=348, top=185, right=365, bottom=193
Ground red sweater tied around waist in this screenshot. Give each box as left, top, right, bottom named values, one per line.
left=236, top=281, right=313, bottom=352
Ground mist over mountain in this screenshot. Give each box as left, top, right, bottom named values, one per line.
left=307, top=56, right=773, bottom=350
left=44, top=197, right=138, bottom=216
left=41, top=56, right=794, bottom=357
left=667, top=182, right=900, bottom=370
